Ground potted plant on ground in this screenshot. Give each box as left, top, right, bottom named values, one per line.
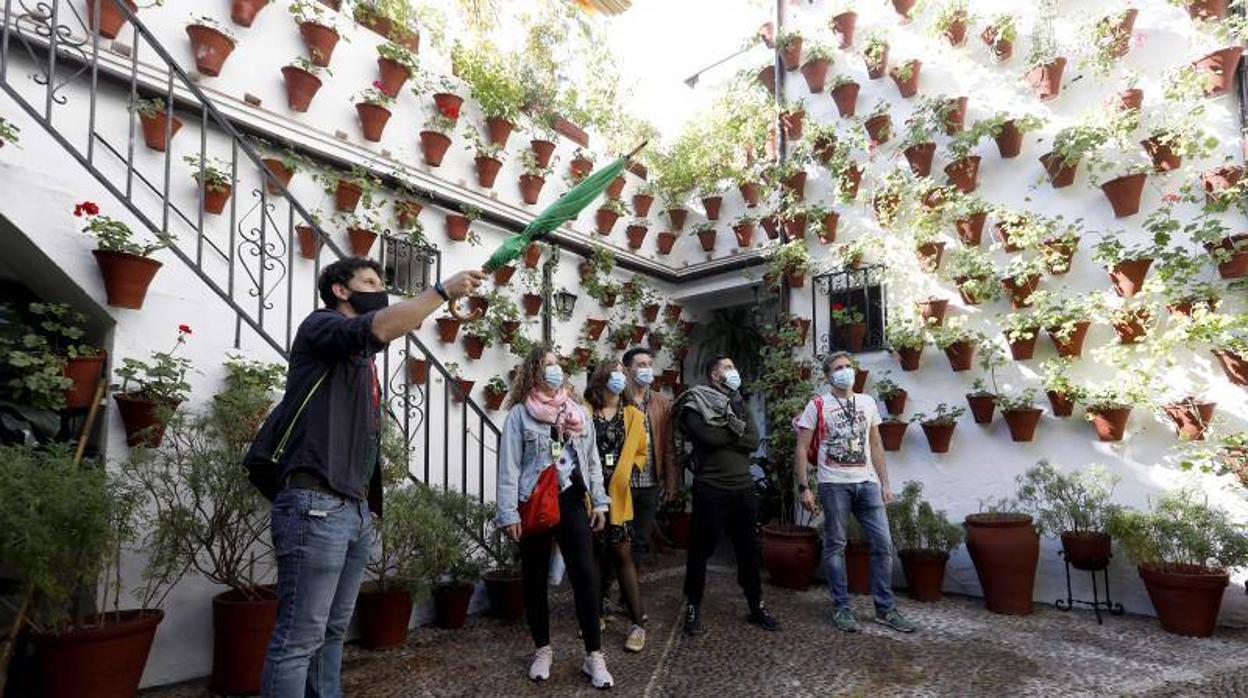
left=110, top=326, right=191, bottom=447
left=415, top=485, right=495, bottom=629
left=482, top=523, right=525, bottom=621
left=1108, top=490, right=1248, bottom=637
left=964, top=499, right=1040, bottom=615
left=185, top=16, right=238, bottom=77
left=932, top=318, right=980, bottom=372
left=75, top=201, right=168, bottom=310
left=981, top=13, right=1017, bottom=61
left=290, top=0, right=342, bottom=67
left=914, top=403, right=966, bottom=453
left=888, top=481, right=964, bottom=601
left=1015, top=461, right=1121, bottom=570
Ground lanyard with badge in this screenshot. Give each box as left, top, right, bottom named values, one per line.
left=830, top=393, right=862, bottom=456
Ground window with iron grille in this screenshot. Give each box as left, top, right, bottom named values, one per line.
left=811, top=265, right=888, bottom=355
left=380, top=235, right=439, bottom=296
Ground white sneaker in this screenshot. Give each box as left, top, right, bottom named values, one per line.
left=582, top=650, right=614, bottom=689
left=624, top=624, right=646, bottom=653
left=529, top=645, right=553, bottom=682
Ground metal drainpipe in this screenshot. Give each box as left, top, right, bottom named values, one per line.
left=775, top=0, right=792, bottom=318
left=541, top=247, right=558, bottom=345
left=1239, top=4, right=1248, bottom=165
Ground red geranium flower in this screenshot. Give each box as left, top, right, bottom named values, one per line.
left=832, top=303, right=844, bottom=311
left=439, top=102, right=460, bottom=120
left=178, top=324, right=192, bottom=335
left=73, top=201, right=99, bottom=217
left=1162, top=192, right=1181, bottom=203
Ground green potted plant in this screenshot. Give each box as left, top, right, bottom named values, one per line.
left=111, top=326, right=192, bottom=447
left=451, top=41, right=526, bottom=146
left=0, top=301, right=104, bottom=414
left=76, top=201, right=169, bottom=310
left=932, top=0, right=973, bottom=46
left=874, top=370, right=907, bottom=415
left=944, top=247, right=999, bottom=305
left=943, top=126, right=985, bottom=193
left=1015, top=461, right=1121, bottom=571
left=980, top=112, right=1044, bottom=159
left=980, top=12, right=1018, bottom=61
left=0, top=116, right=19, bottom=147
left=459, top=125, right=506, bottom=189
left=999, top=309, right=1041, bottom=361
left=1078, top=8, right=1139, bottom=76
left=888, top=55, right=923, bottom=98
left=289, top=0, right=342, bottom=67
left=1088, top=131, right=1153, bottom=218
left=887, top=481, right=964, bottom=601
left=800, top=40, right=834, bottom=92
left=1038, top=215, right=1082, bottom=275
left=1108, top=490, right=1248, bottom=637
left=1040, top=358, right=1082, bottom=417
left=280, top=56, right=331, bottom=112
left=1042, top=121, right=1108, bottom=188
left=1079, top=371, right=1152, bottom=442
left=412, top=485, right=494, bottom=629
left=185, top=15, right=238, bottom=76
left=862, top=98, right=893, bottom=145
left=998, top=254, right=1045, bottom=309
left=863, top=32, right=889, bottom=79
left=375, top=41, right=418, bottom=96
left=352, top=83, right=397, bottom=142
left=765, top=240, right=813, bottom=289
left=1024, top=0, right=1066, bottom=100
left=964, top=497, right=1040, bottom=615
left=183, top=154, right=233, bottom=215
left=945, top=190, right=991, bottom=245
left=1092, top=235, right=1159, bottom=299
left=1032, top=290, right=1099, bottom=357
left=998, top=388, right=1043, bottom=442
left=913, top=403, right=966, bottom=453
left=931, top=318, right=980, bottom=372
left=887, top=320, right=927, bottom=372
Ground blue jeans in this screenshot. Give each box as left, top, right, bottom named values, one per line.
left=261, top=488, right=372, bottom=698
left=818, top=481, right=895, bottom=613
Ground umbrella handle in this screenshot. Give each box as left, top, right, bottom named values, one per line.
left=625, top=140, right=649, bottom=160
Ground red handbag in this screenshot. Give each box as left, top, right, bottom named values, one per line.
left=806, top=396, right=825, bottom=466
left=520, top=464, right=561, bottom=537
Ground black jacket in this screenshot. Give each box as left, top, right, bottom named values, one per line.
left=682, top=390, right=759, bottom=491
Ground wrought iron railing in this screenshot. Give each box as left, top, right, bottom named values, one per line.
left=0, top=0, right=498, bottom=499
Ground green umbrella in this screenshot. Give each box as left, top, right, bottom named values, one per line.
left=450, top=142, right=647, bottom=319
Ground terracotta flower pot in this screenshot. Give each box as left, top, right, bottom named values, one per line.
left=737, top=182, right=760, bottom=208
left=643, top=304, right=661, bottom=323
left=489, top=266, right=516, bottom=288
left=941, top=96, right=969, bottom=134
left=819, top=212, right=839, bottom=243
left=293, top=225, right=322, bottom=260
left=86, top=0, right=138, bottom=39
left=943, top=340, right=975, bottom=371
left=450, top=379, right=474, bottom=404
left=782, top=171, right=807, bottom=200
left=920, top=422, right=956, bottom=453
left=418, top=131, right=452, bottom=166
left=994, top=120, right=1024, bottom=158
left=964, top=514, right=1039, bottom=615
left=981, top=26, right=1014, bottom=61
left=831, top=81, right=860, bottom=117
left=782, top=214, right=807, bottom=239
left=1206, top=234, right=1248, bottom=279
left=32, top=610, right=163, bottom=698
left=1041, top=239, right=1077, bottom=275
left=1039, top=151, right=1078, bottom=188
left=463, top=334, right=487, bottom=360
left=1141, top=137, right=1182, bottom=172
left=943, top=12, right=969, bottom=46
left=445, top=214, right=471, bottom=242
left=865, top=45, right=889, bottom=80
left=1025, top=57, right=1066, bottom=101
left=761, top=524, right=821, bottom=589
left=917, top=298, right=947, bottom=326
left=343, top=227, right=374, bottom=256
left=585, top=318, right=608, bottom=341
left=592, top=208, right=620, bottom=236
left=696, top=228, right=718, bottom=252
left=732, top=222, right=755, bottom=248
left=356, top=587, right=413, bottom=650
left=878, top=420, right=908, bottom=451
left=433, top=582, right=475, bottom=629
left=883, top=389, right=908, bottom=416
left=954, top=277, right=985, bottom=305
left=1138, top=563, right=1230, bottom=638
left=944, top=156, right=981, bottom=193
left=186, top=24, right=235, bottom=77
left=666, top=207, right=688, bottom=231
left=1112, top=311, right=1150, bottom=344
left=1048, top=321, right=1091, bottom=358
left=92, top=250, right=161, bottom=309
left=903, top=142, right=935, bottom=177
left=355, top=103, right=392, bottom=142
left=498, top=321, right=520, bottom=345
left=626, top=224, right=648, bottom=249
left=760, top=216, right=779, bottom=240
left=855, top=368, right=869, bottom=395
left=1203, top=165, right=1243, bottom=206
left=1060, top=531, right=1111, bottom=572
left=899, top=550, right=948, bottom=601
left=966, top=394, right=997, bottom=424
left=800, top=57, right=830, bottom=92
left=483, top=570, right=525, bottom=620
left=435, top=317, right=460, bottom=343
left=1164, top=400, right=1216, bottom=440
left=889, top=60, right=922, bottom=98
left=1003, top=408, right=1043, bottom=442
left=1214, top=349, right=1248, bottom=386
left=832, top=11, right=857, bottom=48
left=607, top=175, right=626, bottom=199
left=522, top=293, right=543, bottom=316
left=779, top=37, right=803, bottom=71
left=373, top=58, right=411, bottom=98
left=1108, top=258, right=1152, bottom=297
left=842, top=165, right=864, bottom=200
left=657, top=231, right=677, bottom=254
left=633, top=192, right=655, bottom=216
left=1100, top=172, right=1148, bottom=217
left=1001, top=274, right=1039, bottom=309
left=1047, top=390, right=1075, bottom=417
left=1193, top=47, right=1244, bottom=97
left=837, top=323, right=867, bottom=352
left=915, top=241, right=945, bottom=272
left=299, top=22, right=339, bottom=67
left=785, top=272, right=806, bottom=288
left=432, top=93, right=463, bottom=120
left=484, top=116, right=514, bottom=147
left=891, top=0, right=917, bottom=20
left=1089, top=407, right=1131, bottom=441
left=406, top=357, right=428, bottom=384
left=757, top=65, right=776, bottom=93
left=198, top=181, right=232, bottom=215
left=701, top=195, right=723, bottom=221
left=897, top=347, right=922, bottom=372
left=62, top=353, right=107, bottom=409
left=483, top=387, right=507, bottom=411
left=518, top=174, right=545, bottom=205
left=569, top=157, right=594, bottom=180
left=1102, top=8, right=1138, bottom=59
left=261, top=158, right=294, bottom=196
left=333, top=179, right=361, bottom=213
left=279, top=65, right=321, bottom=112
left=1006, top=331, right=1038, bottom=361
left=114, top=392, right=178, bottom=447
left=955, top=212, right=986, bottom=246
left=1187, top=0, right=1229, bottom=20
left=529, top=139, right=556, bottom=169
left=138, top=111, right=182, bottom=152
left=864, top=114, right=892, bottom=144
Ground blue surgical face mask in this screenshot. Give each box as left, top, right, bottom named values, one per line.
left=722, top=369, right=742, bottom=391
left=831, top=367, right=855, bottom=390
left=607, top=371, right=627, bottom=395
left=544, top=365, right=564, bottom=389
left=634, top=367, right=654, bottom=386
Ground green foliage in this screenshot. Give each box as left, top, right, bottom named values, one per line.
left=112, top=327, right=193, bottom=403
left=751, top=320, right=815, bottom=524
left=997, top=388, right=1038, bottom=411
left=873, top=371, right=903, bottom=400
left=765, top=240, right=813, bottom=283
left=1051, top=122, right=1109, bottom=169
left=409, top=485, right=497, bottom=585
left=1040, top=358, right=1083, bottom=398
left=886, top=321, right=927, bottom=350
left=377, top=41, right=420, bottom=73
left=183, top=154, right=232, bottom=192
left=1108, top=489, right=1248, bottom=570
left=1014, top=461, right=1120, bottom=536
left=913, top=403, right=965, bottom=425
left=78, top=203, right=169, bottom=257
left=887, top=481, right=964, bottom=554
left=451, top=40, right=526, bottom=121
left=0, top=116, right=19, bottom=146
left=1025, top=0, right=1061, bottom=70
left=0, top=302, right=97, bottom=413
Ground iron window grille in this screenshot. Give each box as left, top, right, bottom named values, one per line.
left=811, top=264, right=888, bottom=355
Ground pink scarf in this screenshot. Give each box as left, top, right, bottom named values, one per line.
left=525, top=387, right=585, bottom=438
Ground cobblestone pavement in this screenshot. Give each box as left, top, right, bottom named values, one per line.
left=145, top=551, right=1248, bottom=697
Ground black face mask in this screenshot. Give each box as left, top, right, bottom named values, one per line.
left=347, top=290, right=389, bottom=314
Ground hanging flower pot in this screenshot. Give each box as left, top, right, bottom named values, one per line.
left=467, top=155, right=504, bottom=188
left=760, top=215, right=780, bottom=240
left=450, top=378, right=474, bottom=404
left=819, top=212, right=839, bottom=243
left=92, top=250, right=161, bottom=309
left=888, top=60, right=922, bottom=98
left=699, top=195, right=723, bottom=221
left=782, top=214, right=807, bottom=239
left=626, top=224, right=648, bottom=250
left=780, top=110, right=805, bottom=139
left=832, top=11, right=857, bottom=47
left=394, top=200, right=423, bottom=229
left=1168, top=298, right=1218, bottom=318
left=63, top=352, right=107, bottom=409
left=1041, top=391, right=1073, bottom=418
left=418, top=131, right=452, bottom=166
left=633, top=192, right=655, bottom=216
left=1202, top=166, right=1243, bottom=205
left=695, top=227, right=718, bottom=252
left=800, top=57, right=830, bottom=92
left=463, top=334, right=487, bottom=360
left=643, top=304, right=660, bottom=323
left=31, top=609, right=164, bottom=698
left=1138, top=564, right=1230, bottom=638
left=518, top=174, right=545, bottom=205
left=492, top=265, right=517, bottom=287
left=994, top=120, right=1024, bottom=158
left=955, top=212, right=986, bottom=246
left=86, top=0, right=138, bottom=39
left=944, top=156, right=981, bottom=193
left=1039, top=151, right=1078, bottom=188
left=1048, top=321, right=1091, bottom=358
left=1213, top=349, right=1248, bottom=385
left=883, top=389, right=908, bottom=416
left=435, top=317, right=461, bottom=343
left=1186, top=0, right=1229, bottom=20
left=666, top=207, right=688, bottom=231
left=332, top=180, right=361, bottom=212
left=863, top=114, right=892, bottom=144
left=1103, top=8, right=1139, bottom=59
left=376, top=58, right=411, bottom=97
left=903, top=142, right=935, bottom=177
left=1193, top=47, right=1244, bottom=97
left=954, top=276, right=986, bottom=305
left=917, top=298, right=947, bottom=326
left=760, top=524, right=820, bottom=589
left=138, top=110, right=183, bottom=152
left=1003, top=408, right=1043, bottom=442
left=1108, top=258, right=1153, bottom=297
left=853, top=367, right=868, bottom=393
left=879, top=420, right=908, bottom=451
left=1112, top=88, right=1144, bottom=113
left=942, top=96, right=969, bottom=135
left=186, top=24, right=236, bottom=77
left=757, top=65, right=777, bottom=93
left=831, top=81, right=860, bottom=117
left=1024, top=57, right=1067, bottom=101
left=197, top=179, right=232, bottom=215
left=916, top=241, right=945, bottom=272
left=606, top=175, right=626, bottom=199
left=966, top=394, right=997, bottom=424
left=498, top=320, right=520, bottom=345
left=732, top=221, right=755, bottom=248
left=735, top=181, right=760, bottom=208
left=837, top=323, right=867, bottom=352
left=1207, top=234, right=1248, bottom=279
left=920, top=421, right=956, bottom=453
left=1100, top=172, right=1148, bottom=217
left=347, top=228, right=377, bottom=256
left=891, top=0, right=917, bottom=20
left=657, top=231, right=677, bottom=254
left=277, top=65, right=322, bottom=113
left=1089, top=407, right=1131, bottom=441
left=897, top=346, right=922, bottom=372
left=778, top=35, right=804, bottom=71
left=114, top=393, right=180, bottom=447
left=964, top=514, right=1039, bottom=615
left=299, top=22, right=340, bottom=67
left=1041, top=239, right=1077, bottom=275
left=1163, top=399, right=1216, bottom=440
left=785, top=271, right=806, bottom=289
left=485, top=116, right=514, bottom=146
left=1112, top=310, right=1150, bottom=344
left=981, top=25, right=1014, bottom=61
left=782, top=171, right=807, bottom=199
left=865, top=45, right=889, bottom=79
left=1006, top=330, right=1039, bottom=361
left=943, top=340, right=975, bottom=371
left=356, top=103, right=392, bottom=142
left=942, top=11, right=969, bottom=45
left=593, top=208, right=621, bottom=236
left=530, top=139, right=556, bottom=169
left=842, top=165, right=864, bottom=199
left=261, top=158, right=294, bottom=196
left=1141, top=137, right=1181, bottom=172
left=522, top=293, right=543, bottom=316
left=445, top=214, right=471, bottom=242
left=295, top=226, right=323, bottom=260
left=355, top=587, right=413, bottom=650
left=481, top=385, right=507, bottom=411
left=432, top=93, right=463, bottom=120
left=1000, top=274, right=1039, bottom=309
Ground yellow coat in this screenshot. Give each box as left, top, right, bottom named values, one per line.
left=607, top=405, right=649, bottom=526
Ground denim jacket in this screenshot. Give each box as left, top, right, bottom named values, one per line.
left=495, top=402, right=609, bottom=527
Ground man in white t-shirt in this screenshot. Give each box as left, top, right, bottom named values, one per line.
left=795, top=351, right=916, bottom=634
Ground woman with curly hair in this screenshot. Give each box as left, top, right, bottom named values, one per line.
left=496, top=346, right=614, bottom=688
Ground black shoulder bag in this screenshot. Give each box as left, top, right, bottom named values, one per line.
left=243, top=371, right=327, bottom=500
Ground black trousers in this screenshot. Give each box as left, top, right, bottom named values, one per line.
left=520, top=478, right=602, bottom=652
left=682, top=480, right=762, bottom=608
left=630, top=485, right=659, bottom=559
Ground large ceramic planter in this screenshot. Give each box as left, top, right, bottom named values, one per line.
left=92, top=250, right=161, bottom=309
left=32, top=610, right=163, bottom=698
left=878, top=420, right=908, bottom=451
left=1100, top=173, right=1148, bottom=218
left=761, top=524, right=820, bottom=589
left=964, top=513, right=1039, bottom=615
left=418, top=131, right=452, bottom=166
left=186, top=24, right=236, bottom=77
left=1138, top=563, right=1230, bottom=638
left=1003, top=408, right=1043, bottom=442
left=211, top=589, right=277, bottom=696
left=1061, top=532, right=1111, bottom=572
left=1109, top=258, right=1152, bottom=297
left=86, top=0, right=138, bottom=39
left=898, top=550, right=948, bottom=602
left=356, top=587, right=413, bottom=650
left=138, top=111, right=182, bottom=152
left=434, top=582, right=475, bottom=629
left=299, top=22, right=340, bottom=67
left=920, top=422, right=956, bottom=453
left=483, top=570, right=525, bottom=621
left=1025, top=57, right=1066, bottom=101
left=281, top=66, right=322, bottom=112
left=831, top=81, right=860, bottom=117
left=1089, top=407, right=1131, bottom=442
